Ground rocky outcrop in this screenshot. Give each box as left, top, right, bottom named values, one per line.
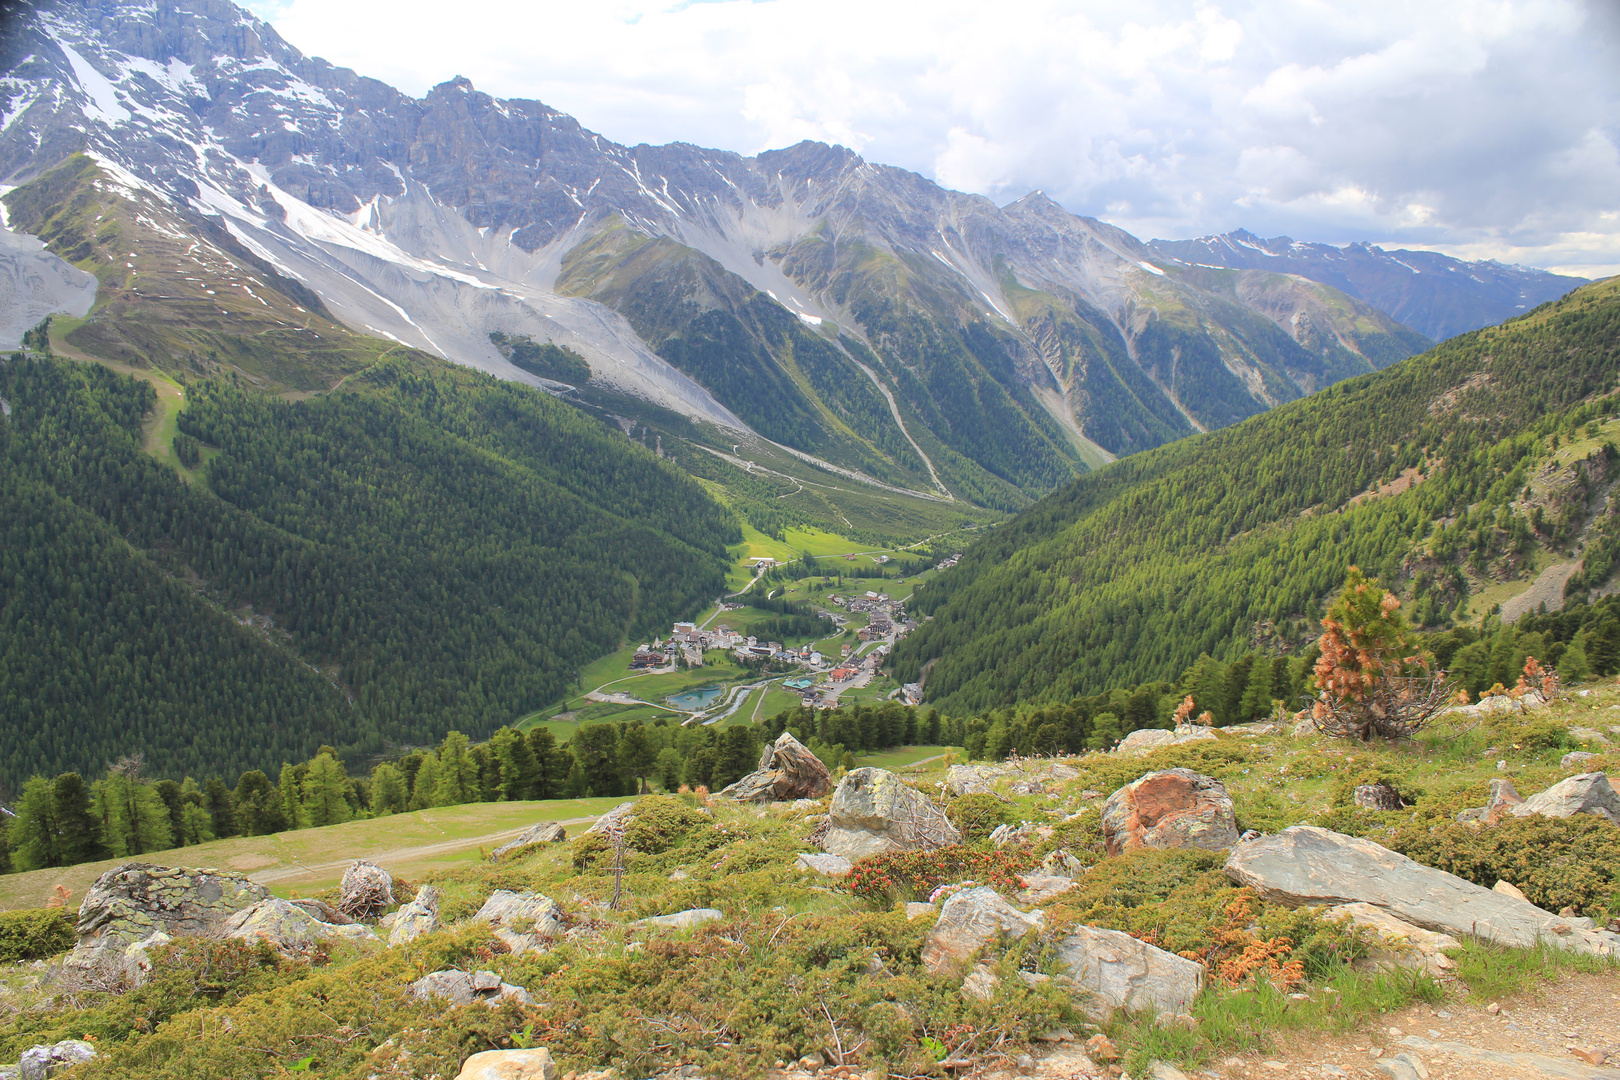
left=388, top=885, right=441, bottom=946
left=490, top=822, right=567, bottom=861
left=633, top=908, right=723, bottom=931
left=62, top=863, right=270, bottom=981
left=1100, top=769, right=1238, bottom=857
left=718, top=732, right=832, bottom=802
left=224, top=897, right=379, bottom=953
left=338, top=860, right=394, bottom=921
left=473, top=890, right=563, bottom=954
left=1353, top=783, right=1404, bottom=811
left=1052, top=925, right=1205, bottom=1022
left=1225, top=826, right=1620, bottom=956
left=819, top=768, right=960, bottom=860
left=1016, top=873, right=1076, bottom=905
left=1114, top=727, right=1217, bottom=757
left=944, top=765, right=998, bottom=796
left=1325, top=902, right=1460, bottom=977
left=455, top=1048, right=557, bottom=1080
left=18, top=1040, right=96, bottom=1080
left=920, top=886, right=1041, bottom=975
left=411, top=969, right=532, bottom=1008
left=1508, top=773, right=1620, bottom=823
left=796, top=853, right=852, bottom=877
left=1456, top=779, right=1524, bottom=825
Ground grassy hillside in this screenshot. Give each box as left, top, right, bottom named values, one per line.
left=895, top=278, right=1620, bottom=713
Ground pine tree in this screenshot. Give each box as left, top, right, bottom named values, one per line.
left=433, top=732, right=479, bottom=807
left=410, top=753, right=443, bottom=810
left=53, top=772, right=106, bottom=864
left=369, top=763, right=408, bottom=816
left=301, top=753, right=352, bottom=828
left=9, top=776, right=62, bottom=871
left=203, top=777, right=237, bottom=838
left=616, top=725, right=659, bottom=794
left=234, top=770, right=288, bottom=836
left=97, top=772, right=174, bottom=856
left=279, top=763, right=307, bottom=829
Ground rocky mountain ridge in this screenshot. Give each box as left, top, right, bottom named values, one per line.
left=0, top=0, right=1484, bottom=505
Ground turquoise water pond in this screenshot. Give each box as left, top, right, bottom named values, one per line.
left=667, top=685, right=724, bottom=711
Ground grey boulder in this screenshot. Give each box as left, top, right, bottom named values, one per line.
left=633, top=908, right=723, bottom=931
left=473, top=890, right=563, bottom=954
left=388, top=885, right=441, bottom=946
left=1225, top=826, right=1619, bottom=956
left=411, top=968, right=532, bottom=1008
left=224, top=897, right=379, bottom=953
left=1508, top=773, right=1620, bottom=823
left=819, top=768, right=960, bottom=860
left=1114, top=727, right=1216, bottom=757
left=1052, top=925, right=1205, bottom=1022
left=920, top=886, right=1041, bottom=975
left=18, top=1040, right=95, bottom=1080
left=490, top=821, right=567, bottom=861
left=796, top=853, right=852, bottom=877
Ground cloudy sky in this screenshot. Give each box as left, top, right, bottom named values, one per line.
left=244, top=0, right=1620, bottom=277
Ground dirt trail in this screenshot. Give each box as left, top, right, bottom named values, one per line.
left=246, top=813, right=605, bottom=886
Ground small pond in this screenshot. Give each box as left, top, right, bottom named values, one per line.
left=667, top=685, right=724, bottom=711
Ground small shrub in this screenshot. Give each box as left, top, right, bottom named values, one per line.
left=945, top=793, right=1012, bottom=841
left=1386, top=814, right=1620, bottom=916
left=573, top=795, right=721, bottom=868
left=0, top=908, right=74, bottom=963
left=844, top=845, right=1035, bottom=906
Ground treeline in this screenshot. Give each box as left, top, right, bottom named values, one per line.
left=0, top=353, right=735, bottom=784
left=896, top=280, right=1620, bottom=713
left=2, top=702, right=933, bottom=876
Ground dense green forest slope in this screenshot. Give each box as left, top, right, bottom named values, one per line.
left=0, top=352, right=734, bottom=786
left=893, top=278, right=1620, bottom=713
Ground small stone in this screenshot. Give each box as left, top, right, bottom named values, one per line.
left=1569, top=1046, right=1608, bottom=1066
left=1262, top=1064, right=1287, bottom=1073
left=455, top=1047, right=557, bottom=1080
left=1084, top=1034, right=1119, bottom=1061
left=1015, top=1053, right=1035, bottom=1075
left=633, top=908, right=723, bottom=930
left=960, top=965, right=1000, bottom=1002
left=1369, top=1046, right=1383, bottom=1058
left=1146, top=1063, right=1188, bottom=1080
left=797, top=853, right=852, bottom=877
left=798, top=1051, right=824, bottom=1070
left=1485, top=1002, right=1501, bottom=1015
left=1034, top=1028, right=1076, bottom=1042
left=904, top=902, right=935, bottom=920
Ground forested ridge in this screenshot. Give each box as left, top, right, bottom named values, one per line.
left=0, top=352, right=736, bottom=786
left=893, top=278, right=1620, bottom=713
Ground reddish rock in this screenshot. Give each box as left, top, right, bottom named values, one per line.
left=1100, top=769, right=1238, bottom=857
left=1455, top=778, right=1524, bottom=825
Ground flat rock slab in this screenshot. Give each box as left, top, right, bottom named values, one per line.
left=1114, top=727, right=1216, bottom=757
left=474, top=890, right=562, bottom=937
left=411, top=968, right=532, bottom=1008
left=1225, top=826, right=1618, bottom=955
left=1325, top=902, right=1459, bottom=976
left=921, top=886, right=1041, bottom=974
left=1397, top=1035, right=1620, bottom=1079
left=1052, top=924, right=1204, bottom=1022
left=796, top=853, right=851, bottom=877
left=634, top=908, right=723, bottom=930
left=225, top=898, right=378, bottom=952
left=490, top=822, right=567, bottom=860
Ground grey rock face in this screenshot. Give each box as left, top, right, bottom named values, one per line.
left=820, top=768, right=960, bottom=860
left=920, top=886, right=1041, bottom=975
left=1100, top=769, right=1238, bottom=857
left=718, top=732, right=832, bottom=802
left=224, top=897, right=379, bottom=953
left=633, top=908, right=724, bottom=931
left=18, top=1040, right=95, bottom=1080
left=411, top=968, right=532, bottom=1008
left=1051, top=925, right=1205, bottom=1022
left=388, top=885, right=441, bottom=946
left=1508, top=773, right=1620, bottom=823
left=1353, top=783, right=1404, bottom=811
left=472, top=890, right=563, bottom=954
left=490, top=821, right=567, bottom=861
left=454, top=1048, right=557, bottom=1080
left=944, top=765, right=997, bottom=796
left=1455, top=778, right=1524, bottom=825
left=1225, top=826, right=1619, bottom=956
left=1114, top=728, right=1217, bottom=757
left=796, top=853, right=852, bottom=877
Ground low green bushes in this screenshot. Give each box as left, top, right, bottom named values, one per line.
left=1387, top=814, right=1620, bottom=916
left=0, top=908, right=73, bottom=963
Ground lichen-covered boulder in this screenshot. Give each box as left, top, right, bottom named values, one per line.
left=490, top=822, right=567, bottom=861
left=1508, top=773, right=1620, bottom=823
left=388, top=885, right=441, bottom=946
left=1114, top=727, right=1216, bottom=757
left=18, top=1039, right=95, bottom=1080
left=61, top=863, right=271, bottom=982
left=1353, top=783, right=1404, bottom=811
left=1455, top=778, right=1524, bottom=825
left=1100, top=769, right=1238, bottom=857
left=633, top=908, right=723, bottom=931
left=337, top=860, right=394, bottom=920
left=224, top=897, right=379, bottom=953
left=473, top=890, right=563, bottom=954
left=921, top=886, right=1041, bottom=975
left=411, top=968, right=532, bottom=1008
left=944, top=764, right=997, bottom=796
left=819, top=768, right=960, bottom=860
left=1052, top=926, right=1204, bottom=1022
left=719, top=732, right=832, bottom=802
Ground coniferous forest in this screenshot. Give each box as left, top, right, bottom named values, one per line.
left=0, top=352, right=735, bottom=786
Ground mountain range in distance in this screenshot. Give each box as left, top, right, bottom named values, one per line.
left=0, top=0, right=1590, bottom=511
